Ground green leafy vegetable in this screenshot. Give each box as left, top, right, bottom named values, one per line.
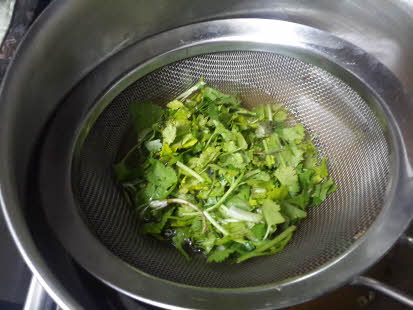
left=143, top=158, right=178, bottom=200
left=145, top=139, right=162, bottom=153
left=262, top=199, right=285, bottom=239
left=129, top=102, right=163, bottom=137
left=114, top=79, right=337, bottom=263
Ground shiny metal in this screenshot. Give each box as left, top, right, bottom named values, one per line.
left=73, top=49, right=391, bottom=288
left=400, top=234, right=413, bottom=248
left=352, top=276, right=413, bottom=308
left=0, top=0, right=15, bottom=44
left=0, top=1, right=412, bottom=309
left=24, top=277, right=52, bottom=310
left=38, top=19, right=413, bottom=309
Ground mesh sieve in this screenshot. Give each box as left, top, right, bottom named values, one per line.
left=72, top=51, right=391, bottom=288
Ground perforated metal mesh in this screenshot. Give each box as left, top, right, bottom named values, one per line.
left=72, top=51, right=391, bottom=288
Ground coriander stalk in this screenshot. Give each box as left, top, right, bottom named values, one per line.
left=175, top=79, right=206, bottom=101
left=204, top=211, right=229, bottom=236
left=267, top=104, right=273, bottom=122
left=150, top=198, right=207, bottom=232
left=118, top=142, right=140, bottom=165
left=204, top=132, right=216, bottom=149
left=237, top=226, right=296, bottom=263
left=206, top=171, right=245, bottom=212
left=262, top=140, right=272, bottom=168
left=176, top=161, right=205, bottom=183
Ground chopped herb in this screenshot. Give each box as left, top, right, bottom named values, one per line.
left=114, top=79, right=337, bottom=263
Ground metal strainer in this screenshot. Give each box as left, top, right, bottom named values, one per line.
left=74, top=51, right=390, bottom=288
left=38, top=19, right=413, bottom=309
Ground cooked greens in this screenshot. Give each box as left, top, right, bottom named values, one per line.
left=114, top=79, right=337, bottom=263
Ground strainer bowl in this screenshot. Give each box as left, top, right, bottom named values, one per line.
left=73, top=50, right=391, bottom=288
left=38, top=19, right=413, bottom=309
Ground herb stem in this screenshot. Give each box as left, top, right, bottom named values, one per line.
left=206, top=171, right=245, bottom=212
left=253, top=150, right=284, bottom=156
left=176, top=161, right=205, bottom=183
left=237, top=226, right=296, bottom=263
left=175, top=79, right=206, bottom=101
left=267, top=104, right=273, bottom=122
left=119, top=142, right=140, bottom=164
left=262, top=140, right=272, bottom=168
left=205, top=170, right=216, bottom=198
left=205, top=132, right=216, bottom=149
left=150, top=198, right=207, bottom=232
left=204, top=211, right=229, bottom=236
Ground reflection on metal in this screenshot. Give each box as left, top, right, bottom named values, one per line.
left=24, top=277, right=50, bottom=310
left=0, top=0, right=15, bottom=45
left=400, top=234, right=413, bottom=248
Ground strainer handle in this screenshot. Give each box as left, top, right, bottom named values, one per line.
left=352, top=276, right=413, bottom=307
left=352, top=233, right=413, bottom=308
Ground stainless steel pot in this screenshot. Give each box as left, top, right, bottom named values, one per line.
left=1, top=1, right=413, bottom=309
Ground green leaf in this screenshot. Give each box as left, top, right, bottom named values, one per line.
left=267, top=186, right=289, bottom=201
left=287, top=169, right=315, bottom=208
left=274, top=166, right=300, bottom=195
left=197, top=232, right=217, bottom=254
left=146, top=159, right=177, bottom=185
left=143, top=159, right=178, bottom=200
left=223, top=222, right=256, bottom=240
left=251, top=223, right=266, bottom=240
left=213, top=121, right=236, bottom=141
left=237, top=225, right=296, bottom=263
left=273, top=110, right=288, bottom=122
left=141, top=207, right=175, bottom=234
left=256, top=121, right=274, bottom=138
left=129, top=102, right=163, bottom=137
left=167, top=100, right=184, bottom=110
left=252, top=105, right=266, bottom=120
left=162, top=122, right=177, bottom=145
left=266, top=134, right=282, bottom=152
left=281, top=203, right=307, bottom=221
left=116, top=80, right=337, bottom=263
left=245, top=170, right=271, bottom=186
left=207, top=102, right=220, bottom=121
left=219, top=152, right=248, bottom=170
left=262, top=199, right=285, bottom=231
left=145, top=139, right=162, bottom=152
left=236, top=132, right=248, bottom=150
left=172, top=228, right=190, bottom=260
left=190, top=146, right=221, bottom=171
left=207, top=244, right=237, bottom=262
left=276, top=143, right=304, bottom=168
left=311, top=157, right=329, bottom=183
left=204, top=87, right=239, bottom=106
left=280, top=124, right=305, bottom=144
left=312, top=178, right=337, bottom=206
left=226, top=194, right=250, bottom=209
left=223, top=141, right=238, bottom=153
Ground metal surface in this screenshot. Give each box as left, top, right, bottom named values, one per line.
left=24, top=277, right=56, bottom=310
left=0, top=0, right=15, bottom=45
left=73, top=50, right=390, bottom=288
left=0, top=1, right=412, bottom=309
left=352, top=276, right=413, bottom=308
left=400, top=234, right=413, bottom=248
left=38, top=19, right=413, bottom=309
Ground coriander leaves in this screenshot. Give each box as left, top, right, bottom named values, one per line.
left=114, top=80, right=337, bottom=263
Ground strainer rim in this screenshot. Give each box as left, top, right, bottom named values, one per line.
left=39, top=18, right=413, bottom=310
